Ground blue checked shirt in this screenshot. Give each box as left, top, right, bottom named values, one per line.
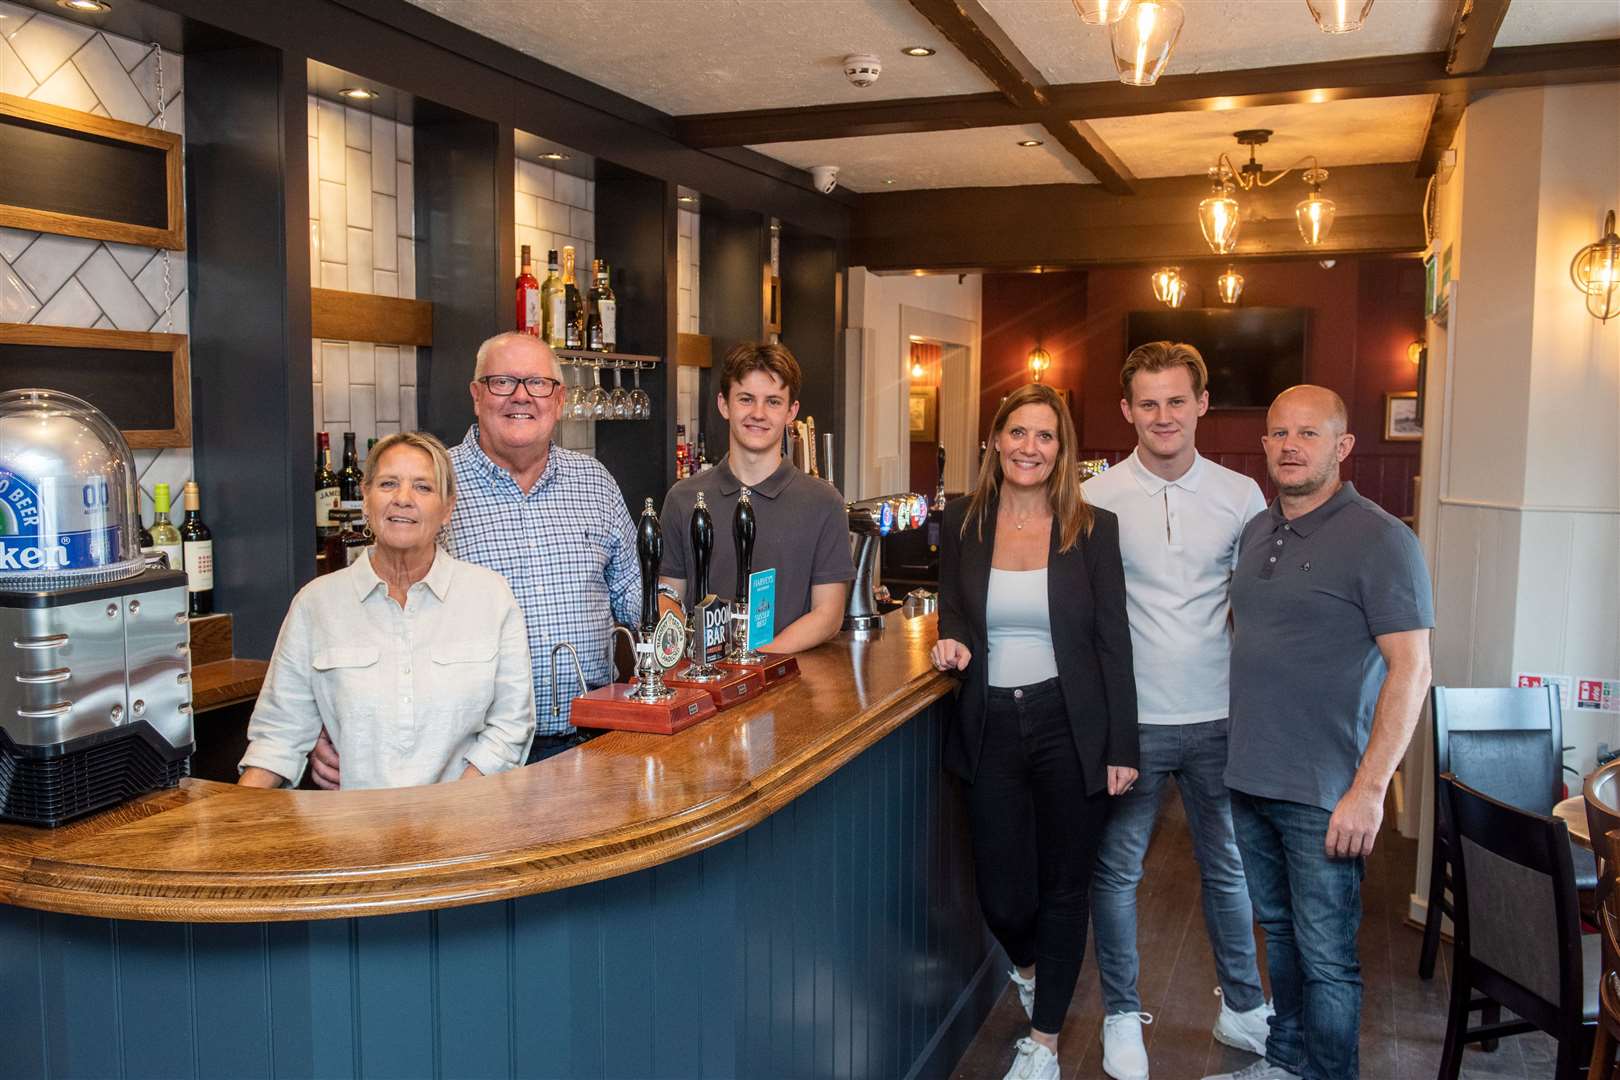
left=448, top=426, right=641, bottom=734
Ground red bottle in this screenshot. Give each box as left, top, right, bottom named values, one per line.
left=515, top=244, right=540, bottom=336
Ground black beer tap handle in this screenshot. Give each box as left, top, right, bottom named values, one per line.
left=733, top=488, right=755, bottom=600
left=636, top=498, right=662, bottom=637
left=691, top=492, right=713, bottom=601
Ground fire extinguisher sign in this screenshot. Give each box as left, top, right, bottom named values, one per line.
left=1575, top=678, right=1619, bottom=713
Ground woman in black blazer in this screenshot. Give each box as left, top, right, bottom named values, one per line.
left=932, top=382, right=1138, bottom=1080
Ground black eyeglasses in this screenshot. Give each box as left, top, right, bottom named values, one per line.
left=478, top=375, right=562, bottom=398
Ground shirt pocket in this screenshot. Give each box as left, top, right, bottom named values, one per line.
left=310, top=646, right=379, bottom=732
left=430, top=637, right=499, bottom=721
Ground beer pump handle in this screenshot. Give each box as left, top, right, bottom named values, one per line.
left=636, top=498, right=662, bottom=637
left=691, top=492, right=713, bottom=601
left=733, top=488, right=755, bottom=600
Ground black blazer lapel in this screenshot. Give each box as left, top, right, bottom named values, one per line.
left=963, top=500, right=995, bottom=650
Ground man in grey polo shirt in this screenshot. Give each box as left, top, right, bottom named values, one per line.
left=658, top=342, right=853, bottom=652
left=1203, top=385, right=1433, bottom=1080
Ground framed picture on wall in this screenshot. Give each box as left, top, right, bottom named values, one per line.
left=909, top=386, right=937, bottom=442
left=1384, top=391, right=1422, bottom=442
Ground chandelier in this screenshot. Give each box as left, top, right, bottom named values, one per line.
left=1570, top=209, right=1619, bottom=323
left=1207, top=129, right=1338, bottom=249
left=1110, top=0, right=1184, bottom=86
left=1198, top=168, right=1241, bottom=254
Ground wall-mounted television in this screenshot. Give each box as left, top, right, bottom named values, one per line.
left=1126, top=307, right=1308, bottom=408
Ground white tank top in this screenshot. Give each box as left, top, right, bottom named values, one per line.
left=986, top=567, right=1058, bottom=688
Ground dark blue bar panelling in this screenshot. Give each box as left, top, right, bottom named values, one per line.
left=0, top=702, right=996, bottom=1079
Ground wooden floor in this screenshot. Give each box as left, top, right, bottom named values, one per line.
left=951, top=787, right=1559, bottom=1079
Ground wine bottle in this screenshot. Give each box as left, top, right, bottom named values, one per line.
left=562, top=246, right=583, bottom=350
left=149, top=482, right=183, bottom=573
left=541, top=249, right=564, bottom=347
left=315, top=432, right=339, bottom=539
left=339, top=432, right=364, bottom=516
left=515, top=245, right=541, bottom=336
left=598, top=261, right=617, bottom=352
left=585, top=258, right=605, bottom=351
left=137, top=505, right=153, bottom=549
left=180, top=481, right=214, bottom=616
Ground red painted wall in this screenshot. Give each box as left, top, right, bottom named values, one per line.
left=977, top=258, right=1426, bottom=517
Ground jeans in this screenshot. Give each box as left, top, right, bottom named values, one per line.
left=1092, top=719, right=1264, bottom=1014
left=1230, top=791, right=1364, bottom=1080
left=966, top=678, right=1110, bottom=1035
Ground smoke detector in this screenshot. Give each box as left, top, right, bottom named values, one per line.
left=843, top=54, right=882, bottom=88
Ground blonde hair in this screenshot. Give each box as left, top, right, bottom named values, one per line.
left=363, top=431, right=456, bottom=504
left=1120, top=340, right=1209, bottom=400
left=962, top=383, right=1094, bottom=553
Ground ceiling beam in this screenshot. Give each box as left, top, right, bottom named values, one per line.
left=676, top=40, right=1620, bottom=147
left=1446, top=0, right=1513, bottom=75
left=1416, top=91, right=1469, bottom=176
left=904, top=0, right=1136, bottom=194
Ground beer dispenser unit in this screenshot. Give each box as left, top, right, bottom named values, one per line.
left=0, top=389, right=192, bottom=826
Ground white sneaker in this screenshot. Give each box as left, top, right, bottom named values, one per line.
left=1212, top=994, right=1274, bottom=1056
left=1101, top=1010, right=1153, bottom=1080
left=1008, top=968, right=1035, bottom=1020
left=1200, top=1061, right=1302, bottom=1080
left=1003, top=1036, right=1061, bottom=1080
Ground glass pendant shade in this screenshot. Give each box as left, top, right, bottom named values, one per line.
left=1028, top=347, right=1052, bottom=382
left=1072, top=0, right=1133, bottom=24
left=1296, top=192, right=1336, bottom=246
left=1166, top=277, right=1189, bottom=308
left=1306, top=0, right=1374, bottom=33
left=1217, top=268, right=1244, bottom=305
left=1199, top=192, right=1241, bottom=255
left=1110, top=0, right=1184, bottom=86
left=1151, top=266, right=1182, bottom=303
left=1570, top=210, right=1619, bottom=322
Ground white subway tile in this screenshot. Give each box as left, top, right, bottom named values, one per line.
left=344, top=105, right=370, bottom=151
left=158, top=293, right=186, bottom=334
left=515, top=192, right=537, bottom=227
left=316, top=100, right=345, bottom=182
left=377, top=347, right=401, bottom=421
left=370, top=117, right=394, bottom=174
left=311, top=340, right=322, bottom=382
left=346, top=227, right=373, bottom=289
left=307, top=136, right=320, bottom=212
left=372, top=196, right=397, bottom=269
left=0, top=266, right=40, bottom=322
left=399, top=385, right=417, bottom=429
left=0, top=227, right=35, bottom=262
left=32, top=60, right=97, bottom=113
left=349, top=386, right=376, bottom=448
left=321, top=343, right=350, bottom=422
left=374, top=421, right=400, bottom=439
left=107, top=33, right=151, bottom=74
left=372, top=270, right=397, bottom=297
left=678, top=209, right=694, bottom=240
left=677, top=236, right=691, bottom=281
left=399, top=346, right=416, bottom=388
left=76, top=246, right=155, bottom=331
left=318, top=180, right=346, bottom=258
left=7, top=7, right=91, bottom=84
left=34, top=276, right=98, bottom=327
left=396, top=121, right=412, bottom=164
left=349, top=341, right=375, bottom=385
left=397, top=238, right=416, bottom=299
left=396, top=163, right=414, bottom=237
left=0, top=32, right=36, bottom=97
left=306, top=96, right=317, bottom=134
left=309, top=220, right=321, bottom=278
left=104, top=241, right=153, bottom=278
left=553, top=171, right=587, bottom=209
left=515, top=160, right=537, bottom=196
left=570, top=207, right=594, bottom=240
left=320, top=261, right=347, bottom=290
left=537, top=198, right=569, bottom=235
left=73, top=35, right=151, bottom=123
left=13, top=232, right=95, bottom=301
left=132, top=248, right=183, bottom=315
left=677, top=287, right=691, bottom=329
left=311, top=382, right=323, bottom=434
left=345, top=148, right=372, bottom=228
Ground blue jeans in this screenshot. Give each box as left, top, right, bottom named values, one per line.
left=1230, top=791, right=1364, bottom=1080
left=1092, top=719, right=1265, bottom=1014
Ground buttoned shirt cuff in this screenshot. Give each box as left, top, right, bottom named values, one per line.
left=463, top=739, right=519, bottom=778
left=238, top=741, right=310, bottom=788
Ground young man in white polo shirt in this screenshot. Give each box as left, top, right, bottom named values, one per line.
left=1082, top=342, right=1271, bottom=1080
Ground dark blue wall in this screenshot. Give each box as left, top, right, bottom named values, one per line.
left=0, top=701, right=999, bottom=1079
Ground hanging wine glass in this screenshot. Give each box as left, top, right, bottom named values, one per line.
left=630, top=361, right=651, bottom=419
left=587, top=358, right=610, bottom=420
left=610, top=359, right=630, bottom=420
left=566, top=364, right=588, bottom=421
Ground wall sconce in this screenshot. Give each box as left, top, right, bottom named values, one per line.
left=1217, top=267, right=1245, bottom=304
left=1151, top=266, right=1182, bottom=303
left=1028, top=346, right=1052, bottom=383
left=910, top=360, right=926, bottom=379
left=1407, top=340, right=1426, bottom=365
left=1570, top=209, right=1619, bottom=323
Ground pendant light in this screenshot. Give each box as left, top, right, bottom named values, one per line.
left=1072, top=0, right=1132, bottom=24
left=1151, top=266, right=1182, bottom=304
left=1110, top=0, right=1184, bottom=87
left=1295, top=168, right=1336, bottom=246
left=1570, top=209, right=1620, bottom=323
left=1306, top=0, right=1375, bottom=33
left=1198, top=167, right=1241, bottom=255
left=1217, top=267, right=1245, bottom=305
left=1027, top=346, right=1052, bottom=382
left=1166, top=277, right=1189, bottom=308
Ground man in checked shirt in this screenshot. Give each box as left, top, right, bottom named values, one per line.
left=310, top=332, right=640, bottom=783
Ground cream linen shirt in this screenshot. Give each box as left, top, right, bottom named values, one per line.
left=1082, top=449, right=1267, bottom=725
left=240, top=547, right=535, bottom=789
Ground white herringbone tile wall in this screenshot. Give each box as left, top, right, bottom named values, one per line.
left=676, top=207, right=702, bottom=446
left=308, top=96, right=417, bottom=454
left=0, top=1, right=193, bottom=520
left=515, top=158, right=596, bottom=455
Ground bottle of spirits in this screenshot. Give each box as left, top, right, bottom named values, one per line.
left=326, top=508, right=371, bottom=569
left=149, top=482, right=183, bottom=572
left=339, top=432, right=365, bottom=518
left=515, top=245, right=541, bottom=336
left=598, top=261, right=618, bottom=352
left=137, top=505, right=153, bottom=549
left=585, top=258, right=605, bottom=351
left=561, top=246, right=583, bottom=350
left=180, top=481, right=213, bottom=616
left=541, top=249, right=564, bottom=347
left=315, top=432, right=339, bottom=540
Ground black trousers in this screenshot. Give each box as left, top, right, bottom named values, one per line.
left=966, top=677, right=1110, bottom=1035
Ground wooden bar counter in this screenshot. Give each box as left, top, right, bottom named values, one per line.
left=0, top=612, right=1003, bottom=1079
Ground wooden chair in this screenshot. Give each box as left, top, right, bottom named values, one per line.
left=1438, top=774, right=1596, bottom=1080
left=1420, top=685, right=1597, bottom=981
left=1587, top=764, right=1620, bottom=1080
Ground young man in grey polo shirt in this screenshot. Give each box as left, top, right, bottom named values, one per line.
left=1082, top=342, right=1271, bottom=1080
left=1203, top=385, right=1433, bottom=1080
left=657, top=342, right=853, bottom=652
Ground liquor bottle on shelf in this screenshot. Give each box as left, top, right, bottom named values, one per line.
left=675, top=425, right=689, bottom=480
left=598, top=261, right=618, bottom=352
left=326, top=508, right=371, bottom=569
left=696, top=433, right=709, bottom=473
left=339, top=432, right=365, bottom=518
left=541, top=249, right=564, bottom=347
left=149, top=482, right=183, bottom=573
left=315, top=432, right=339, bottom=540
left=562, top=245, right=583, bottom=350
left=515, top=245, right=541, bottom=336
left=585, top=258, right=605, bottom=351
left=180, top=481, right=214, bottom=616
left=137, top=505, right=152, bottom=549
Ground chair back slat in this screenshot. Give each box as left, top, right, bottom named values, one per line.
left=1433, top=685, right=1563, bottom=818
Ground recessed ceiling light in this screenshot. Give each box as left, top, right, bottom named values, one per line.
left=901, top=46, right=936, bottom=57
left=57, top=0, right=110, bottom=11
left=539, top=151, right=570, bottom=162
left=883, top=178, right=897, bottom=185
left=338, top=87, right=378, bottom=101
left=678, top=195, right=696, bottom=204
left=1017, top=139, right=1045, bottom=147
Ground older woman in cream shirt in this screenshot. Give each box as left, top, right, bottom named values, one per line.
left=239, top=432, right=534, bottom=789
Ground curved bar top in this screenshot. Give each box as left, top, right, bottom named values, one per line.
left=0, top=612, right=952, bottom=923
